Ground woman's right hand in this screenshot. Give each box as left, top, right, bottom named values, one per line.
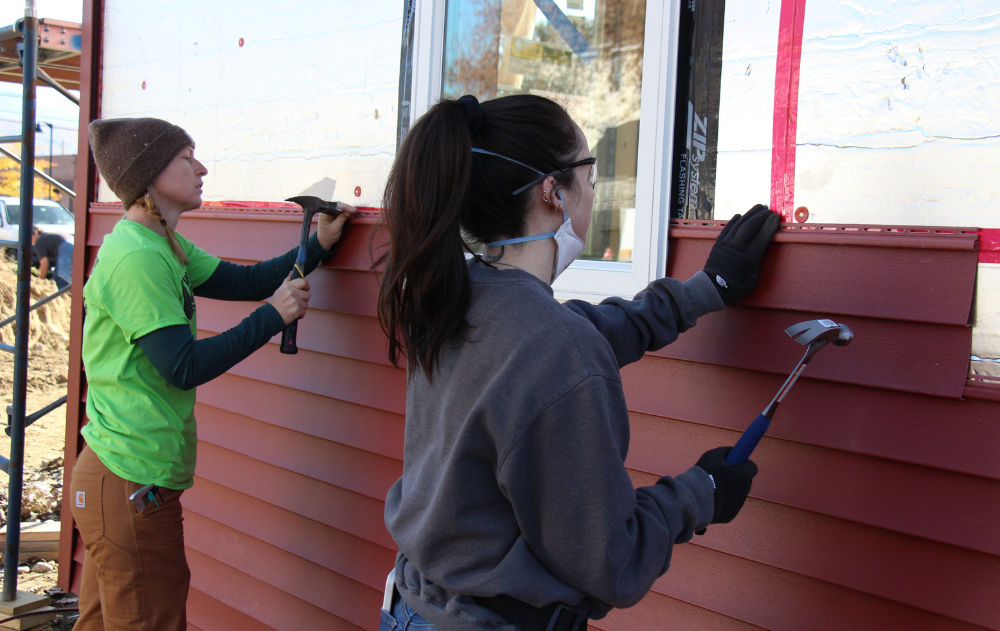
left=269, top=275, right=310, bottom=325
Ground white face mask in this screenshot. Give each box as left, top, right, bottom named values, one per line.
left=551, top=211, right=585, bottom=282
left=485, top=206, right=585, bottom=283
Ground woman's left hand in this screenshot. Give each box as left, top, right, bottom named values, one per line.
left=317, top=203, right=358, bottom=250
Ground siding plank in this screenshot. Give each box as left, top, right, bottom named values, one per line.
left=182, top=477, right=395, bottom=591
left=195, top=299, right=391, bottom=366
left=652, top=545, right=992, bottom=631
left=195, top=404, right=402, bottom=501
left=624, top=417, right=1000, bottom=556
left=198, top=373, right=404, bottom=460
left=649, top=306, right=971, bottom=398
left=699, top=498, right=1000, bottom=628
left=184, top=512, right=382, bottom=630
left=187, top=587, right=276, bottom=631
left=622, top=358, right=1000, bottom=481
left=205, top=339, right=406, bottom=415
left=593, top=591, right=766, bottom=631
left=186, top=549, right=366, bottom=631
left=193, top=442, right=395, bottom=550
left=667, top=237, right=978, bottom=326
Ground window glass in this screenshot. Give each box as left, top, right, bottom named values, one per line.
left=442, top=0, right=646, bottom=262
left=5, top=204, right=75, bottom=226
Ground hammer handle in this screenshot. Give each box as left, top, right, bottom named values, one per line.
left=279, top=215, right=314, bottom=355
left=726, top=413, right=772, bottom=465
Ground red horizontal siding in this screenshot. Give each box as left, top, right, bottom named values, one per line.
left=668, top=224, right=978, bottom=326
left=651, top=544, right=990, bottom=631
left=195, top=403, right=402, bottom=502
left=184, top=511, right=381, bottom=630
left=187, top=587, right=276, bottom=631
left=198, top=373, right=403, bottom=461
left=623, top=359, right=1000, bottom=480
left=649, top=306, right=972, bottom=397
left=187, top=549, right=365, bottom=631
left=66, top=205, right=1000, bottom=631
left=182, top=477, right=395, bottom=591
left=193, top=442, right=395, bottom=550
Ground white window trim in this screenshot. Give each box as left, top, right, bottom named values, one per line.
left=411, top=0, right=680, bottom=302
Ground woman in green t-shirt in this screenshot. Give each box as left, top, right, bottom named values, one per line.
left=70, top=117, right=355, bottom=631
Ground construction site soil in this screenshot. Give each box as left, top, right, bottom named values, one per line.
left=0, top=261, right=72, bottom=622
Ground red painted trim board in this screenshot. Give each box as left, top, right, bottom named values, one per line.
left=770, top=0, right=808, bottom=221
left=980, top=228, right=1000, bottom=264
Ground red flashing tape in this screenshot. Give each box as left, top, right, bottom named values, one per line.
left=770, top=0, right=808, bottom=222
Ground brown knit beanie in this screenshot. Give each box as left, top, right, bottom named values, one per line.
left=88, top=117, right=194, bottom=209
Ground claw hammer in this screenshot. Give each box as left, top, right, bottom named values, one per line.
left=726, top=319, right=854, bottom=464
left=280, top=195, right=344, bottom=354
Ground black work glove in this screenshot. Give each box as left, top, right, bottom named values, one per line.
left=704, top=204, right=781, bottom=304
left=695, top=446, right=758, bottom=526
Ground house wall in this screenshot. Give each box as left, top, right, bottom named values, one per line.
left=64, top=203, right=1000, bottom=630
left=60, top=0, right=1000, bottom=628
left=95, top=0, right=403, bottom=208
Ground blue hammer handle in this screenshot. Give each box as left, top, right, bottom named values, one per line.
left=726, top=413, right=771, bottom=465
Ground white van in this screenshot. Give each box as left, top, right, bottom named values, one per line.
left=0, top=196, right=75, bottom=258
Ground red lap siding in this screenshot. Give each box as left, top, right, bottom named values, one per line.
left=63, top=206, right=999, bottom=630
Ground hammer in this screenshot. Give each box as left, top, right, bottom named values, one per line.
left=280, top=195, right=344, bottom=354
left=726, top=319, right=853, bottom=464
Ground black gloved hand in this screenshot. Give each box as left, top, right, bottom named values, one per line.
left=704, top=204, right=781, bottom=304
left=695, top=446, right=758, bottom=525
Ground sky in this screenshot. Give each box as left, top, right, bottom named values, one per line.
left=1, top=0, right=83, bottom=157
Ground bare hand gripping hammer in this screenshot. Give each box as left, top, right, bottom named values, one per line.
left=726, top=319, right=853, bottom=465
left=280, top=196, right=344, bottom=354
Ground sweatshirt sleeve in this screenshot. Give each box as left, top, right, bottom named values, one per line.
left=193, top=233, right=336, bottom=301
left=136, top=304, right=286, bottom=390
left=496, top=374, right=714, bottom=609
left=563, top=271, right=725, bottom=368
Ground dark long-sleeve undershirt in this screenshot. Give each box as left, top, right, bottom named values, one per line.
left=137, top=233, right=337, bottom=390
left=194, top=233, right=334, bottom=300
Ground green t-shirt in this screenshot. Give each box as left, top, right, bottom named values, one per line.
left=82, top=219, right=221, bottom=489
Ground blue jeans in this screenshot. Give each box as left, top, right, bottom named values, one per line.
left=379, top=595, right=439, bottom=630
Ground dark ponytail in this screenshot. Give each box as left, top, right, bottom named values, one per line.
left=376, top=95, right=579, bottom=379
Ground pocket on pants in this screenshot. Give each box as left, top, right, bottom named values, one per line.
left=70, top=472, right=104, bottom=543
left=98, top=568, right=144, bottom=622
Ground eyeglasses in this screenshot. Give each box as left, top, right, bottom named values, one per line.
left=512, top=157, right=598, bottom=196
left=471, top=148, right=598, bottom=196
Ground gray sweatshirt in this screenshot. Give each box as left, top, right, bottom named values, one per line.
left=384, top=261, right=725, bottom=630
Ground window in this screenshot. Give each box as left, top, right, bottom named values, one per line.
left=411, top=0, right=681, bottom=301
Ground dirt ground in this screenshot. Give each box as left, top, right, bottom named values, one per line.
left=0, top=261, right=74, bottom=627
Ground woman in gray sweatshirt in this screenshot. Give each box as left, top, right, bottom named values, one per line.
left=377, top=94, right=778, bottom=631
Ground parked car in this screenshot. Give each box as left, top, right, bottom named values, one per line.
left=0, top=196, right=75, bottom=260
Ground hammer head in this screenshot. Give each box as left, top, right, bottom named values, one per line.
left=785, top=319, right=853, bottom=348
left=286, top=195, right=342, bottom=218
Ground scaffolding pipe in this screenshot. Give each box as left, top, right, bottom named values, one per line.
left=0, top=144, right=75, bottom=198
left=3, top=0, right=37, bottom=602
left=36, top=66, right=80, bottom=105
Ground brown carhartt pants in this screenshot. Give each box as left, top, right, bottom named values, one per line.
left=69, top=445, right=190, bottom=631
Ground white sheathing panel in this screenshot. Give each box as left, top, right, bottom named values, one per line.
left=714, top=0, right=780, bottom=218
left=713, top=1, right=1000, bottom=228
left=794, top=2, right=1000, bottom=228
left=97, top=0, right=402, bottom=206
left=972, top=263, right=1000, bottom=376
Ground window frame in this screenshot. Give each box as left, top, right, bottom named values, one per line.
left=410, top=0, right=682, bottom=302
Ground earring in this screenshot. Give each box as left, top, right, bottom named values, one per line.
left=542, top=190, right=551, bottom=203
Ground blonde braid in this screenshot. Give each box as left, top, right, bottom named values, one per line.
left=143, top=194, right=189, bottom=265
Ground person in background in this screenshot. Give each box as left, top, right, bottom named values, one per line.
left=376, top=94, right=779, bottom=631
left=32, top=227, right=73, bottom=289
left=70, top=117, right=356, bottom=631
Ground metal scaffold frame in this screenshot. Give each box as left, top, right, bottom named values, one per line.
left=0, top=0, right=80, bottom=618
